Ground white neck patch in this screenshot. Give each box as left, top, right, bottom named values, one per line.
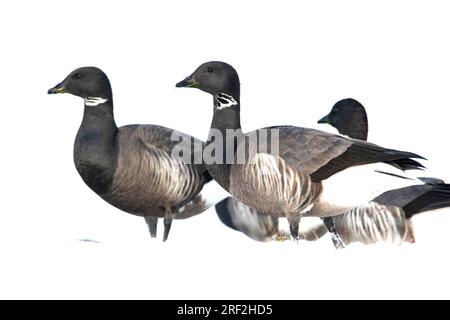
left=215, top=93, right=238, bottom=110
left=84, top=97, right=108, bottom=107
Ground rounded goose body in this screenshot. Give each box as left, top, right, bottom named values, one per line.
left=49, top=67, right=215, bottom=241
left=176, top=62, right=425, bottom=239
left=317, top=98, right=450, bottom=246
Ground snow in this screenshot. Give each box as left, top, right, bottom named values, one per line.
left=1, top=0, right=450, bottom=299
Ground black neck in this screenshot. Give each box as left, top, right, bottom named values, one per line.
left=209, top=94, right=242, bottom=135
left=349, top=126, right=368, bottom=141
left=74, top=98, right=118, bottom=195
left=339, top=119, right=368, bottom=141
left=79, top=99, right=117, bottom=138
left=206, top=93, right=242, bottom=190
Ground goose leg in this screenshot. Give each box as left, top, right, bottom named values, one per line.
left=290, top=225, right=299, bottom=241
left=144, top=216, right=158, bottom=238
left=323, top=217, right=345, bottom=249
left=163, top=217, right=173, bottom=242
left=287, top=215, right=300, bottom=241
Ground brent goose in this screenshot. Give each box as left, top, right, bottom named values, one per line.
left=318, top=98, right=422, bottom=171
left=48, top=67, right=225, bottom=241
left=176, top=61, right=425, bottom=239
left=316, top=98, right=450, bottom=246
left=215, top=197, right=281, bottom=241
left=326, top=180, right=450, bottom=245
left=215, top=197, right=327, bottom=241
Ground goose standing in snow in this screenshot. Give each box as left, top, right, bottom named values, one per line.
left=48, top=67, right=224, bottom=241
left=316, top=98, right=450, bottom=246
left=176, top=61, right=425, bottom=239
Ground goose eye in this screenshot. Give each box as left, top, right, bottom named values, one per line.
left=207, top=67, right=214, bottom=73
left=74, top=73, right=82, bottom=80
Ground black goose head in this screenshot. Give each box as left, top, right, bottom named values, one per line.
left=318, top=98, right=368, bottom=141
left=176, top=61, right=240, bottom=103
left=48, top=67, right=112, bottom=104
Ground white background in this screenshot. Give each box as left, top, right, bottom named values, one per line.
left=1, top=0, right=450, bottom=299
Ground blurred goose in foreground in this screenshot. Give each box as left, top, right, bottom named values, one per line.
left=317, top=98, right=450, bottom=246
left=176, top=61, right=425, bottom=239
left=215, top=197, right=327, bottom=242
left=327, top=179, right=450, bottom=246
left=48, top=67, right=226, bottom=241
left=215, top=198, right=282, bottom=241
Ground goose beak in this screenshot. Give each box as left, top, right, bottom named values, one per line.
left=318, top=113, right=331, bottom=124
left=48, top=83, right=67, bottom=94
left=176, top=75, right=199, bottom=88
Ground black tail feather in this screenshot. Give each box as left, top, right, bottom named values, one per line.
left=404, top=184, right=450, bottom=218
left=418, top=177, right=446, bottom=185
left=384, top=158, right=425, bottom=171
left=374, top=170, right=413, bottom=180
left=311, top=141, right=426, bottom=181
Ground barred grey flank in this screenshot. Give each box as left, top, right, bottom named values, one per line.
left=229, top=152, right=322, bottom=225
left=102, top=125, right=206, bottom=218
left=332, top=202, right=414, bottom=245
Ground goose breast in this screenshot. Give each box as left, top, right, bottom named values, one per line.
left=332, top=202, right=414, bottom=245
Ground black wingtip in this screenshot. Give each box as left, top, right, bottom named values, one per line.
left=374, top=170, right=413, bottom=180
left=418, top=177, right=446, bottom=185
left=404, top=183, right=450, bottom=218
left=405, top=151, right=427, bottom=161
left=386, top=158, right=426, bottom=171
